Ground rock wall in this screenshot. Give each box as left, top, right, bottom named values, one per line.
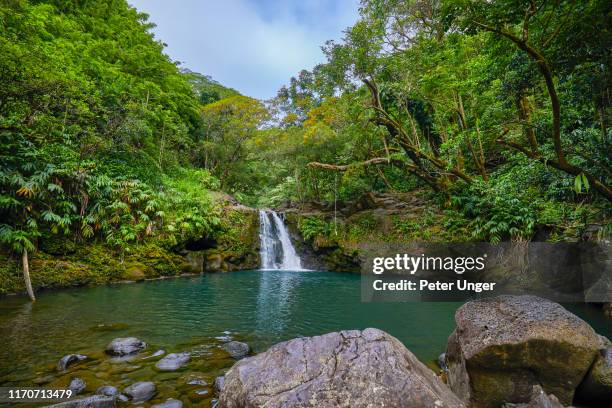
left=184, top=205, right=261, bottom=273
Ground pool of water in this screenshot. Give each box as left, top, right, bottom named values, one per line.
left=0, top=270, right=609, bottom=406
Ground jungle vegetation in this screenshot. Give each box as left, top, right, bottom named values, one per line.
left=1, top=0, right=610, bottom=299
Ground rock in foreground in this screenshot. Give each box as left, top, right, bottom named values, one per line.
left=446, top=295, right=601, bottom=407
left=43, top=395, right=115, bottom=408
left=219, top=328, right=464, bottom=408
left=501, top=385, right=564, bottom=408
left=105, top=337, right=146, bottom=356
left=576, top=344, right=612, bottom=404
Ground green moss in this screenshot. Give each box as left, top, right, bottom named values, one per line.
left=0, top=242, right=187, bottom=295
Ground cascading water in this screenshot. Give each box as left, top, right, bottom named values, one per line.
left=258, top=210, right=304, bottom=270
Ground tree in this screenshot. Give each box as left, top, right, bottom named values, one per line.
left=445, top=0, right=611, bottom=200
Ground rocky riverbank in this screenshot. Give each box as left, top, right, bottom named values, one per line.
left=33, top=295, right=610, bottom=408
left=218, top=295, right=610, bottom=408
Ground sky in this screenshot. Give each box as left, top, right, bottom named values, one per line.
left=129, top=0, right=359, bottom=100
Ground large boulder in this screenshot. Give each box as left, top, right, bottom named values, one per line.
left=105, top=337, right=146, bottom=356
left=219, top=328, right=464, bottom=408
left=43, top=395, right=115, bottom=408
left=446, top=295, right=601, bottom=407
left=501, top=386, right=564, bottom=408
left=576, top=343, right=612, bottom=404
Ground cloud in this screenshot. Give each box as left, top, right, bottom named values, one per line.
left=129, top=0, right=358, bottom=100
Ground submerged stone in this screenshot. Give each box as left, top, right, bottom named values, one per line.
left=57, top=354, right=87, bottom=371
left=96, top=385, right=119, bottom=397
left=68, top=378, right=86, bottom=395
left=123, top=381, right=156, bottom=402
left=105, top=337, right=146, bottom=356
left=155, top=352, right=190, bottom=371
left=222, top=341, right=249, bottom=359
left=151, top=398, right=183, bottom=408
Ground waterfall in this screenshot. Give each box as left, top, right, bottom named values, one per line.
left=258, top=210, right=304, bottom=270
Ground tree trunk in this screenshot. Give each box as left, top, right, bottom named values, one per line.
left=22, top=248, right=35, bottom=301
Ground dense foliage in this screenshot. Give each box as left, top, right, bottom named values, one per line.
left=215, top=0, right=610, bottom=242
left=1, top=0, right=610, bottom=298
left=0, top=0, right=232, bottom=297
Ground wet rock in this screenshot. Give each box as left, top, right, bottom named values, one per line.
left=222, top=341, right=249, bottom=359
left=95, top=385, right=119, bottom=397
left=43, top=395, right=115, bottom=408
left=501, top=385, right=564, bottom=408
left=117, top=394, right=129, bottom=402
left=220, top=328, right=464, bottom=407
left=57, top=354, right=87, bottom=371
left=68, top=378, right=86, bottom=395
left=576, top=344, right=612, bottom=404
left=187, top=378, right=207, bottom=386
left=151, top=399, right=183, bottom=408
left=123, top=381, right=156, bottom=402
left=155, top=352, right=190, bottom=371
left=438, top=352, right=448, bottom=371
left=195, top=390, right=209, bottom=396
left=213, top=376, right=224, bottom=393
left=105, top=337, right=146, bottom=356
left=446, top=295, right=601, bottom=407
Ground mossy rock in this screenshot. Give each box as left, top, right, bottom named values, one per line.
left=123, top=263, right=148, bottom=281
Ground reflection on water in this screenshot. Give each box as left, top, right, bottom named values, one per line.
left=0, top=270, right=609, bottom=393
left=255, top=269, right=299, bottom=333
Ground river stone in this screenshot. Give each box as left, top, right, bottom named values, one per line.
left=105, top=337, right=146, bottom=356
left=445, top=295, right=601, bottom=407
left=152, top=399, right=183, bottom=408
left=96, top=385, right=119, bottom=397
left=123, top=381, right=156, bottom=402
left=219, top=328, right=464, bottom=408
left=57, top=354, right=87, bottom=371
left=155, top=352, right=190, bottom=371
left=576, top=345, right=612, bottom=404
left=214, top=376, right=225, bottom=392
left=501, top=385, right=564, bottom=408
left=222, top=341, right=249, bottom=359
left=68, top=378, right=86, bottom=395
left=43, top=395, right=115, bottom=408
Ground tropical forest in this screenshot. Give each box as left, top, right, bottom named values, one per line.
left=0, top=1, right=610, bottom=407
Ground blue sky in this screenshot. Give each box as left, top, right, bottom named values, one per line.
left=129, top=0, right=359, bottom=100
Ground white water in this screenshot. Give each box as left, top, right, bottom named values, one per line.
left=258, top=210, right=304, bottom=270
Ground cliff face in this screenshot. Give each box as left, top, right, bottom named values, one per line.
left=186, top=204, right=261, bottom=273
left=280, top=190, right=445, bottom=272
